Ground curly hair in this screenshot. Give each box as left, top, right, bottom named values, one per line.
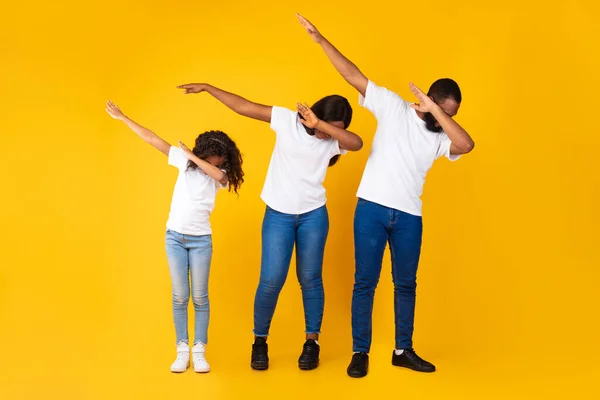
left=186, top=130, right=244, bottom=194
left=301, top=95, right=353, bottom=167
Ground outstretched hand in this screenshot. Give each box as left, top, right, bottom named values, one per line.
left=409, top=82, right=437, bottom=113
left=105, top=101, right=126, bottom=120
left=177, top=83, right=207, bottom=94
left=296, top=14, right=323, bottom=43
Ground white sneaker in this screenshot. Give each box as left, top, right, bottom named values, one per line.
left=192, top=343, right=210, bottom=373
left=170, top=342, right=190, bottom=373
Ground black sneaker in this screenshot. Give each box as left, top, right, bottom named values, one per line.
left=251, top=337, right=269, bottom=370
left=392, top=349, right=436, bottom=372
left=298, top=339, right=320, bottom=370
left=347, top=352, right=369, bottom=378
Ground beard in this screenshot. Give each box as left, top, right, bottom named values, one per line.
left=423, top=112, right=443, bottom=133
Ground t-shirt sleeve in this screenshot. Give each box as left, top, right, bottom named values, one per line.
left=436, top=134, right=461, bottom=161
left=168, top=146, right=189, bottom=169
left=330, top=139, right=348, bottom=157
left=270, top=106, right=297, bottom=135
left=359, top=80, right=409, bottom=120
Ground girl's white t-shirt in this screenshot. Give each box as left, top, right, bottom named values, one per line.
left=260, top=106, right=345, bottom=215
left=166, top=146, right=226, bottom=236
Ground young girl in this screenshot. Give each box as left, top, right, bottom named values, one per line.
left=105, top=101, right=244, bottom=373
left=176, top=83, right=363, bottom=371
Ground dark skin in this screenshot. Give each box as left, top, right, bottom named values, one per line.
left=296, top=14, right=475, bottom=154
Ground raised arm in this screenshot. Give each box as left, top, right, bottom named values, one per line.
left=409, top=83, right=475, bottom=155
left=177, top=83, right=272, bottom=123
left=297, top=14, right=368, bottom=97
left=105, top=101, right=170, bottom=155
left=297, top=103, right=363, bottom=151
left=177, top=141, right=228, bottom=185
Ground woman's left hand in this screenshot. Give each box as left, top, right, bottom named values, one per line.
left=297, top=102, right=320, bottom=129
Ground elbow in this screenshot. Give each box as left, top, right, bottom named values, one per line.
left=462, top=140, right=475, bottom=154
left=343, top=137, right=363, bottom=152
left=218, top=170, right=227, bottom=183
left=352, top=137, right=364, bottom=151
left=455, top=139, right=475, bottom=155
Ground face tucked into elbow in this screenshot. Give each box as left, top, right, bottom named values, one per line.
left=307, top=95, right=353, bottom=140
left=424, top=78, right=462, bottom=133
left=190, top=131, right=230, bottom=168
left=188, top=130, right=246, bottom=194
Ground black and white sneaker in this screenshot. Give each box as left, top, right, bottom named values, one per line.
left=392, top=349, right=436, bottom=372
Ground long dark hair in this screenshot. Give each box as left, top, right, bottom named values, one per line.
left=301, top=95, right=353, bottom=167
left=187, top=130, right=244, bottom=194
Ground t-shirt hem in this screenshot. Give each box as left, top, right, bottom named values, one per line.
left=261, top=195, right=327, bottom=215
left=166, top=223, right=212, bottom=236
left=355, top=193, right=422, bottom=217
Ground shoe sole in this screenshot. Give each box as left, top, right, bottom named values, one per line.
left=298, top=361, right=319, bottom=370
left=251, top=362, right=269, bottom=371
left=392, top=362, right=435, bottom=373
left=194, top=368, right=210, bottom=373
left=170, top=365, right=190, bottom=373
left=347, top=370, right=368, bottom=378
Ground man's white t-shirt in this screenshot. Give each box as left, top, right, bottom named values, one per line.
left=166, top=146, right=227, bottom=236
left=357, top=80, right=460, bottom=216
left=260, top=106, right=345, bottom=215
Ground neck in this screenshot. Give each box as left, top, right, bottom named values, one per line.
left=415, top=109, right=426, bottom=121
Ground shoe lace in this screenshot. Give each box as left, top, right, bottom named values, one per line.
left=303, top=342, right=318, bottom=354
left=405, top=349, right=425, bottom=364
left=252, top=343, right=268, bottom=360
left=176, top=351, right=188, bottom=361
left=352, top=352, right=368, bottom=365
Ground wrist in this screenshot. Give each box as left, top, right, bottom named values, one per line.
left=430, top=104, right=444, bottom=118
left=315, top=119, right=326, bottom=131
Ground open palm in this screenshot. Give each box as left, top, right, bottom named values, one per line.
left=297, top=102, right=320, bottom=128
left=296, top=14, right=323, bottom=43
left=105, top=101, right=125, bottom=120
left=409, top=82, right=436, bottom=113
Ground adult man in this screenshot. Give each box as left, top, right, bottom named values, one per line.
left=297, top=14, right=475, bottom=378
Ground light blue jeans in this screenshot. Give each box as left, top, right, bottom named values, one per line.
left=165, top=229, right=212, bottom=345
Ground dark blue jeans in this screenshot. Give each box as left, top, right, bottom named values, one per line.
left=253, top=205, right=329, bottom=337
left=352, top=198, right=423, bottom=352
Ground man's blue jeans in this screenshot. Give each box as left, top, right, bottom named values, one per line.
left=352, top=198, right=423, bottom=352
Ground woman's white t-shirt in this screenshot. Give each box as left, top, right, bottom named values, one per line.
left=260, top=106, right=345, bottom=215
left=166, top=146, right=227, bottom=236
left=356, top=80, right=460, bottom=216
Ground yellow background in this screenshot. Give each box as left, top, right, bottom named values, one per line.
left=1, top=0, right=599, bottom=398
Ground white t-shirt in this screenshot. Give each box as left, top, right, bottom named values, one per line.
left=260, top=106, right=345, bottom=214
left=166, top=146, right=226, bottom=236
left=357, top=80, right=460, bottom=216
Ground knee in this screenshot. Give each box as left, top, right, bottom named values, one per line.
left=192, top=292, right=209, bottom=308
left=394, top=279, right=417, bottom=295
left=298, top=271, right=323, bottom=290
left=172, top=293, right=189, bottom=307
left=258, top=279, right=284, bottom=296
left=354, top=269, right=379, bottom=291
